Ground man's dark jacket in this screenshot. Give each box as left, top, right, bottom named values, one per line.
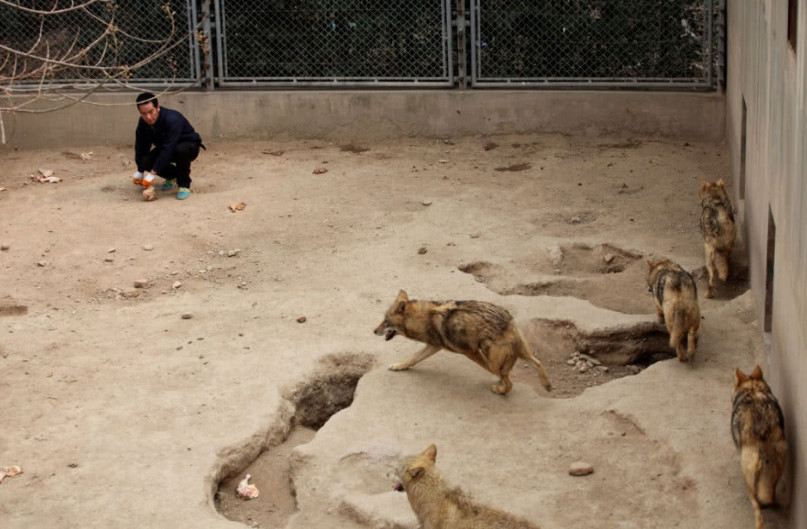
left=135, top=107, right=202, bottom=174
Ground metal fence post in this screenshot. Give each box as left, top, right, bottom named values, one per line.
left=201, top=0, right=214, bottom=89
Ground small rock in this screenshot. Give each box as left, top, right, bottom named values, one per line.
left=422, top=199, right=433, bottom=206
left=38, top=168, right=54, bottom=178
left=227, top=249, right=241, bottom=257
left=569, top=461, right=594, bottom=476
left=133, top=279, right=149, bottom=288
left=603, top=253, right=615, bottom=264
left=181, top=313, right=193, bottom=320
left=297, top=316, right=307, bottom=323
left=108, top=248, right=116, bottom=253
left=547, top=245, right=563, bottom=266
left=104, top=256, right=114, bottom=263
left=172, top=281, right=182, bottom=289
left=418, top=247, right=428, bottom=255
left=566, top=358, right=576, bottom=366
left=122, top=288, right=140, bottom=299
left=570, top=216, right=582, bottom=224
left=469, top=232, right=481, bottom=239
left=576, top=361, right=590, bottom=373
left=36, top=261, right=47, bottom=267
left=312, top=167, right=328, bottom=174
left=579, top=353, right=601, bottom=366
left=143, top=244, right=154, bottom=251
left=627, top=365, right=642, bottom=375
left=1, top=244, right=9, bottom=251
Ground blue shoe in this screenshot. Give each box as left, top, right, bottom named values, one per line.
left=176, top=187, right=190, bottom=200
left=160, top=179, right=176, bottom=191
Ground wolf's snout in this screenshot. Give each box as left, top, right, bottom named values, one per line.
left=393, top=478, right=404, bottom=492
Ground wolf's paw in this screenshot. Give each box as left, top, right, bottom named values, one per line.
left=389, top=363, right=410, bottom=371
left=490, top=382, right=511, bottom=395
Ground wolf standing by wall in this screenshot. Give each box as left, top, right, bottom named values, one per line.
left=374, top=290, right=551, bottom=395
left=700, top=179, right=737, bottom=298
left=646, top=259, right=700, bottom=362
left=393, top=444, right=542, bottom=529
left=732, top=365, right=788, bottom=529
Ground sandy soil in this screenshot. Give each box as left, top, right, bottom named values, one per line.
left=0, top=133, right=790, bottom=529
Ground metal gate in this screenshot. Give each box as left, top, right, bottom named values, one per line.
left=214, top=0, right=454, bottom=87
left=470, top=0, right=716, bottom=88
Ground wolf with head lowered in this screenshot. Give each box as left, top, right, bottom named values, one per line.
left=646, top=258, right=701, bottom=362
left=700, top=178, right=737, bottom=298
left=374, top=290, right=551, bottom=395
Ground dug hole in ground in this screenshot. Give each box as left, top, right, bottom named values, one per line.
left=0, top=134, right=790, bottom=528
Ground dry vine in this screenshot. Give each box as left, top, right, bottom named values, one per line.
left=0, top=0, right=208, bottom=143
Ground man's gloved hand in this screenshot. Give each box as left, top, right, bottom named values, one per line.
left=132, top=171, right=144, bottom=185
left=140, top=172, right=155, bottom=187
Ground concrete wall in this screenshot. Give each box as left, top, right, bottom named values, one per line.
left=0, top=90, right=724, bottom=150
left=726, top=0, right=807, bottom=525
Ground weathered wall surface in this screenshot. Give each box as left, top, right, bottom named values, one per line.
left=0, top=90, right=724, bottom=150
left=726, top=1, right=807, bottom=525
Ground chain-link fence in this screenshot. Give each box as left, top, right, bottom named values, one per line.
left=1, top=0, right=720, bottom=90
left=471, top=0, right=716, bottom=87
left=0, top=0, right=200, bottom=86
left=214, top=0, right=454, bottom=86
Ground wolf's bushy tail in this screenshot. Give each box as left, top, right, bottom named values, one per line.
left=715, top=250, right=730, bottom=281
left=516, top=337, right=552, bottom=391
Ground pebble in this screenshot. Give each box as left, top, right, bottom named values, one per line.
left=143, top=244, right=154, bottom=251
left=133, top=279, right=149, bottom=288
left=297, top=316, right=307, bottom=323
left=569, top=461, right=594, bottom=476
left=418, top=247, right=428, bottom=255
left=172, top=281, right=182, bottom=289
left=1, top=244, right=9, bottom=251
left=603, top=253, right=615, bottom=263
left=422, top=199, right=433, bottom=206
left=469, top=232, right=481, bottom=239
left=181, top=313, right=193, bottom=320
left=104, top=256, right=114, bottom=263
left=547, top=245, right=563, bottom=265
left=37, top=261, right=47, bottom=267
left=227, top=249, right=241, bottom=257
left=121, top=288, right=140, bottom=299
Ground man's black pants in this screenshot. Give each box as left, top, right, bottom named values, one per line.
left=142, top=141, right=200, bottom=189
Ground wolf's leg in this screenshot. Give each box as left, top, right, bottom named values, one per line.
left=705, top=243, right=716, bottom=298
left=741, top=448, right=764, bottom=529
left=686, top=327, right=697, bottom=360
left=389, top=344, right=441, bottom=371
left=491, top=375, right=513, bottom=395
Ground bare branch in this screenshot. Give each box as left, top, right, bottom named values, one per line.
left=0, top=1, right=208, bottom=126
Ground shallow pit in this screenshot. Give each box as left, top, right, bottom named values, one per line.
left=515, top=318, right=675, bottom=398
left=214, top=353, right=375, bottom=528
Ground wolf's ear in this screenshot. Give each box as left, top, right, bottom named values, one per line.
left=647, top=259, right=654, bottom=269
left=423, top=444, right=437, bottom=462
left=717, top=178, right=725, bottom=187
left=408, top=465, right=425, bottom=480
left=735, top=367, right=748, bottom=385
left=750, top=364, right=763, bottom=380
left=701, top=181, right=709, bottom=192
left=396, top=290, right=409, bottom=302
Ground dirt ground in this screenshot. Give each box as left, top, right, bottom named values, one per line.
left=0, top=133, right=791, bottom=529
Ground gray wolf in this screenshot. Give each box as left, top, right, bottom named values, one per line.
left=731, top=365, right=788, bottom=529
left=374, top=290, right=551, bottom=395
left=700, top=178, right=736, bottom=298
left=646, top=259, right=700, bottom=361
left=393, top=444, right=541, bottom=529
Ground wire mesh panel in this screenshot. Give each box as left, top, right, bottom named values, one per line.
left=216, top=0, right=453, bottom=86
left=471, top=0, right=715, bottom=88
left=0, top=0, right=200, bottom=87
